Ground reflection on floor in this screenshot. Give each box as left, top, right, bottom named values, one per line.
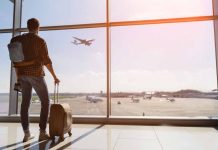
left=1, top=123, right=218, bottom=150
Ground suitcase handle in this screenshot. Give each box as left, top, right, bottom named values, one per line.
left=54, top=83, right=59, bottom=104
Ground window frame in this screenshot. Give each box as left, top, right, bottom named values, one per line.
left=0, top=0, right=218, bottom=126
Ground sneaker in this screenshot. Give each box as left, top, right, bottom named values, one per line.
left=23, top=132, right=34, bottom=142
left=39, top=131, right=50, bottom=141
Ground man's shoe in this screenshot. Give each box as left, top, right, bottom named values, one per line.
left=39, top=131, right=50, bottom=141
left=23, top=132, right=34, bottom=142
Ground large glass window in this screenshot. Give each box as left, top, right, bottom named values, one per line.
left=18, top=29, right=107, bottom=116
left=0, top=0, right=13, bottom=29
left=0, top=33, right=12, bottom=115
left=111, top=21, right=218, bottom=117
left=22, top=0, right=106, bottom=27
left=110, top=0, right=213, bottom=22
left=4, top=0, right=218, bottom=120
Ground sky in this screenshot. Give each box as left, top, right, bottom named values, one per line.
left=0, top=0, right=217, bottom=93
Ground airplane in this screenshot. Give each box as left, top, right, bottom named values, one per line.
left=212, top=89, right=218, bottom=92
left=166, top=97, right=175, bottom=102
left=86, top=96, right=103, bottom=103
left=131, top=96, right=140, bottom=103
left=72, top=37, right=95, bottom=46
left=143, top=94, right=152, bottom=100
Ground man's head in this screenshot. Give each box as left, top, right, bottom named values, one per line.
left=27, top=18, right=39, bottom=33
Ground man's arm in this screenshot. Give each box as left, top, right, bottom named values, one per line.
left=45, top=63, right=60, bottom=84
left=39, top=40, right=60, bottom=84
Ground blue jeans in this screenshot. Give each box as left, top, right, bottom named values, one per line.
left=19, top=76, right=50, bottom=131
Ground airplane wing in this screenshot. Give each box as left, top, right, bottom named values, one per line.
left=87, top=39, right=95, bottom=42
left=73, top=37, right=83, bottom=42
left=71, top=40, right=79, bottom=45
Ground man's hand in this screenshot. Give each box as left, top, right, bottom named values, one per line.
left=45, top=64, right=60, bottom=84
left=54, top=77, right=60, bottom=84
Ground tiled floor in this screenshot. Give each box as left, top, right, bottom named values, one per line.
left=0, top=123, right=218, bottom=150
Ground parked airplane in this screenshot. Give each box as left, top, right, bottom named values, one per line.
left=143, top=94, right=152, bottom=100
left=72, top=37, right=95, bottom=46
left=166, top=97, right=175, bottom=102
left=131, top=96, right=140, bottom=103
left=86, top=96, right=103, bottom=103
left=212, top=89, right=218, bottom=92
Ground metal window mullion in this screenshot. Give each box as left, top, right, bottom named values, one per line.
left=9, top=0, right=22, bottom=115
left=106, top=0, right=111, bottom=118
left=213, top=0, right=218, bottom=90
left=1, top=16, right=217, bottom=34
left=110, top=16, right=217, bottom=27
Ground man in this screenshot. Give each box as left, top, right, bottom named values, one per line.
left=10, top=18, right=60, bottom=142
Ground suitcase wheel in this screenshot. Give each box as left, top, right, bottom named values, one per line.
left=68, top=131, right=72, bottom=136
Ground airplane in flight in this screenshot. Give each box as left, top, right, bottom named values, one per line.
left=72, top=37, right=95, bottom=46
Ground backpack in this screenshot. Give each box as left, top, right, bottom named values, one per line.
left=8, top=35, right=38, bottom=68
left=8, top=42, right=24, bottom=62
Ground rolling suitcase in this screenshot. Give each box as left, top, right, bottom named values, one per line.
left=49, top=84, right=72, bottom=141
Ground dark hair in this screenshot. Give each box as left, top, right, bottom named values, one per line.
left=27, top=18, right=39, bottom=31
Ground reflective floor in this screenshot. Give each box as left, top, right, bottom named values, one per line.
left=0, top=123, right=218, bottom=150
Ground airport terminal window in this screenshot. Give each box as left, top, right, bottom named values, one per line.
left=110, top=0, right=213, bottom=21
left=0, top=33, right=12, bottom=115
left=21, top=0, right=106, bottom=27
left=111, top=21, right=218, bottom=117
left=17, top=29, right=107, bottom=116
left=0, top=0, right=13, bottom=29
left=3, top=0, right=218, bottom=120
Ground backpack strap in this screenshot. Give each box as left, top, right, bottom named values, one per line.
left=13, top=60, right=38, bottom=68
